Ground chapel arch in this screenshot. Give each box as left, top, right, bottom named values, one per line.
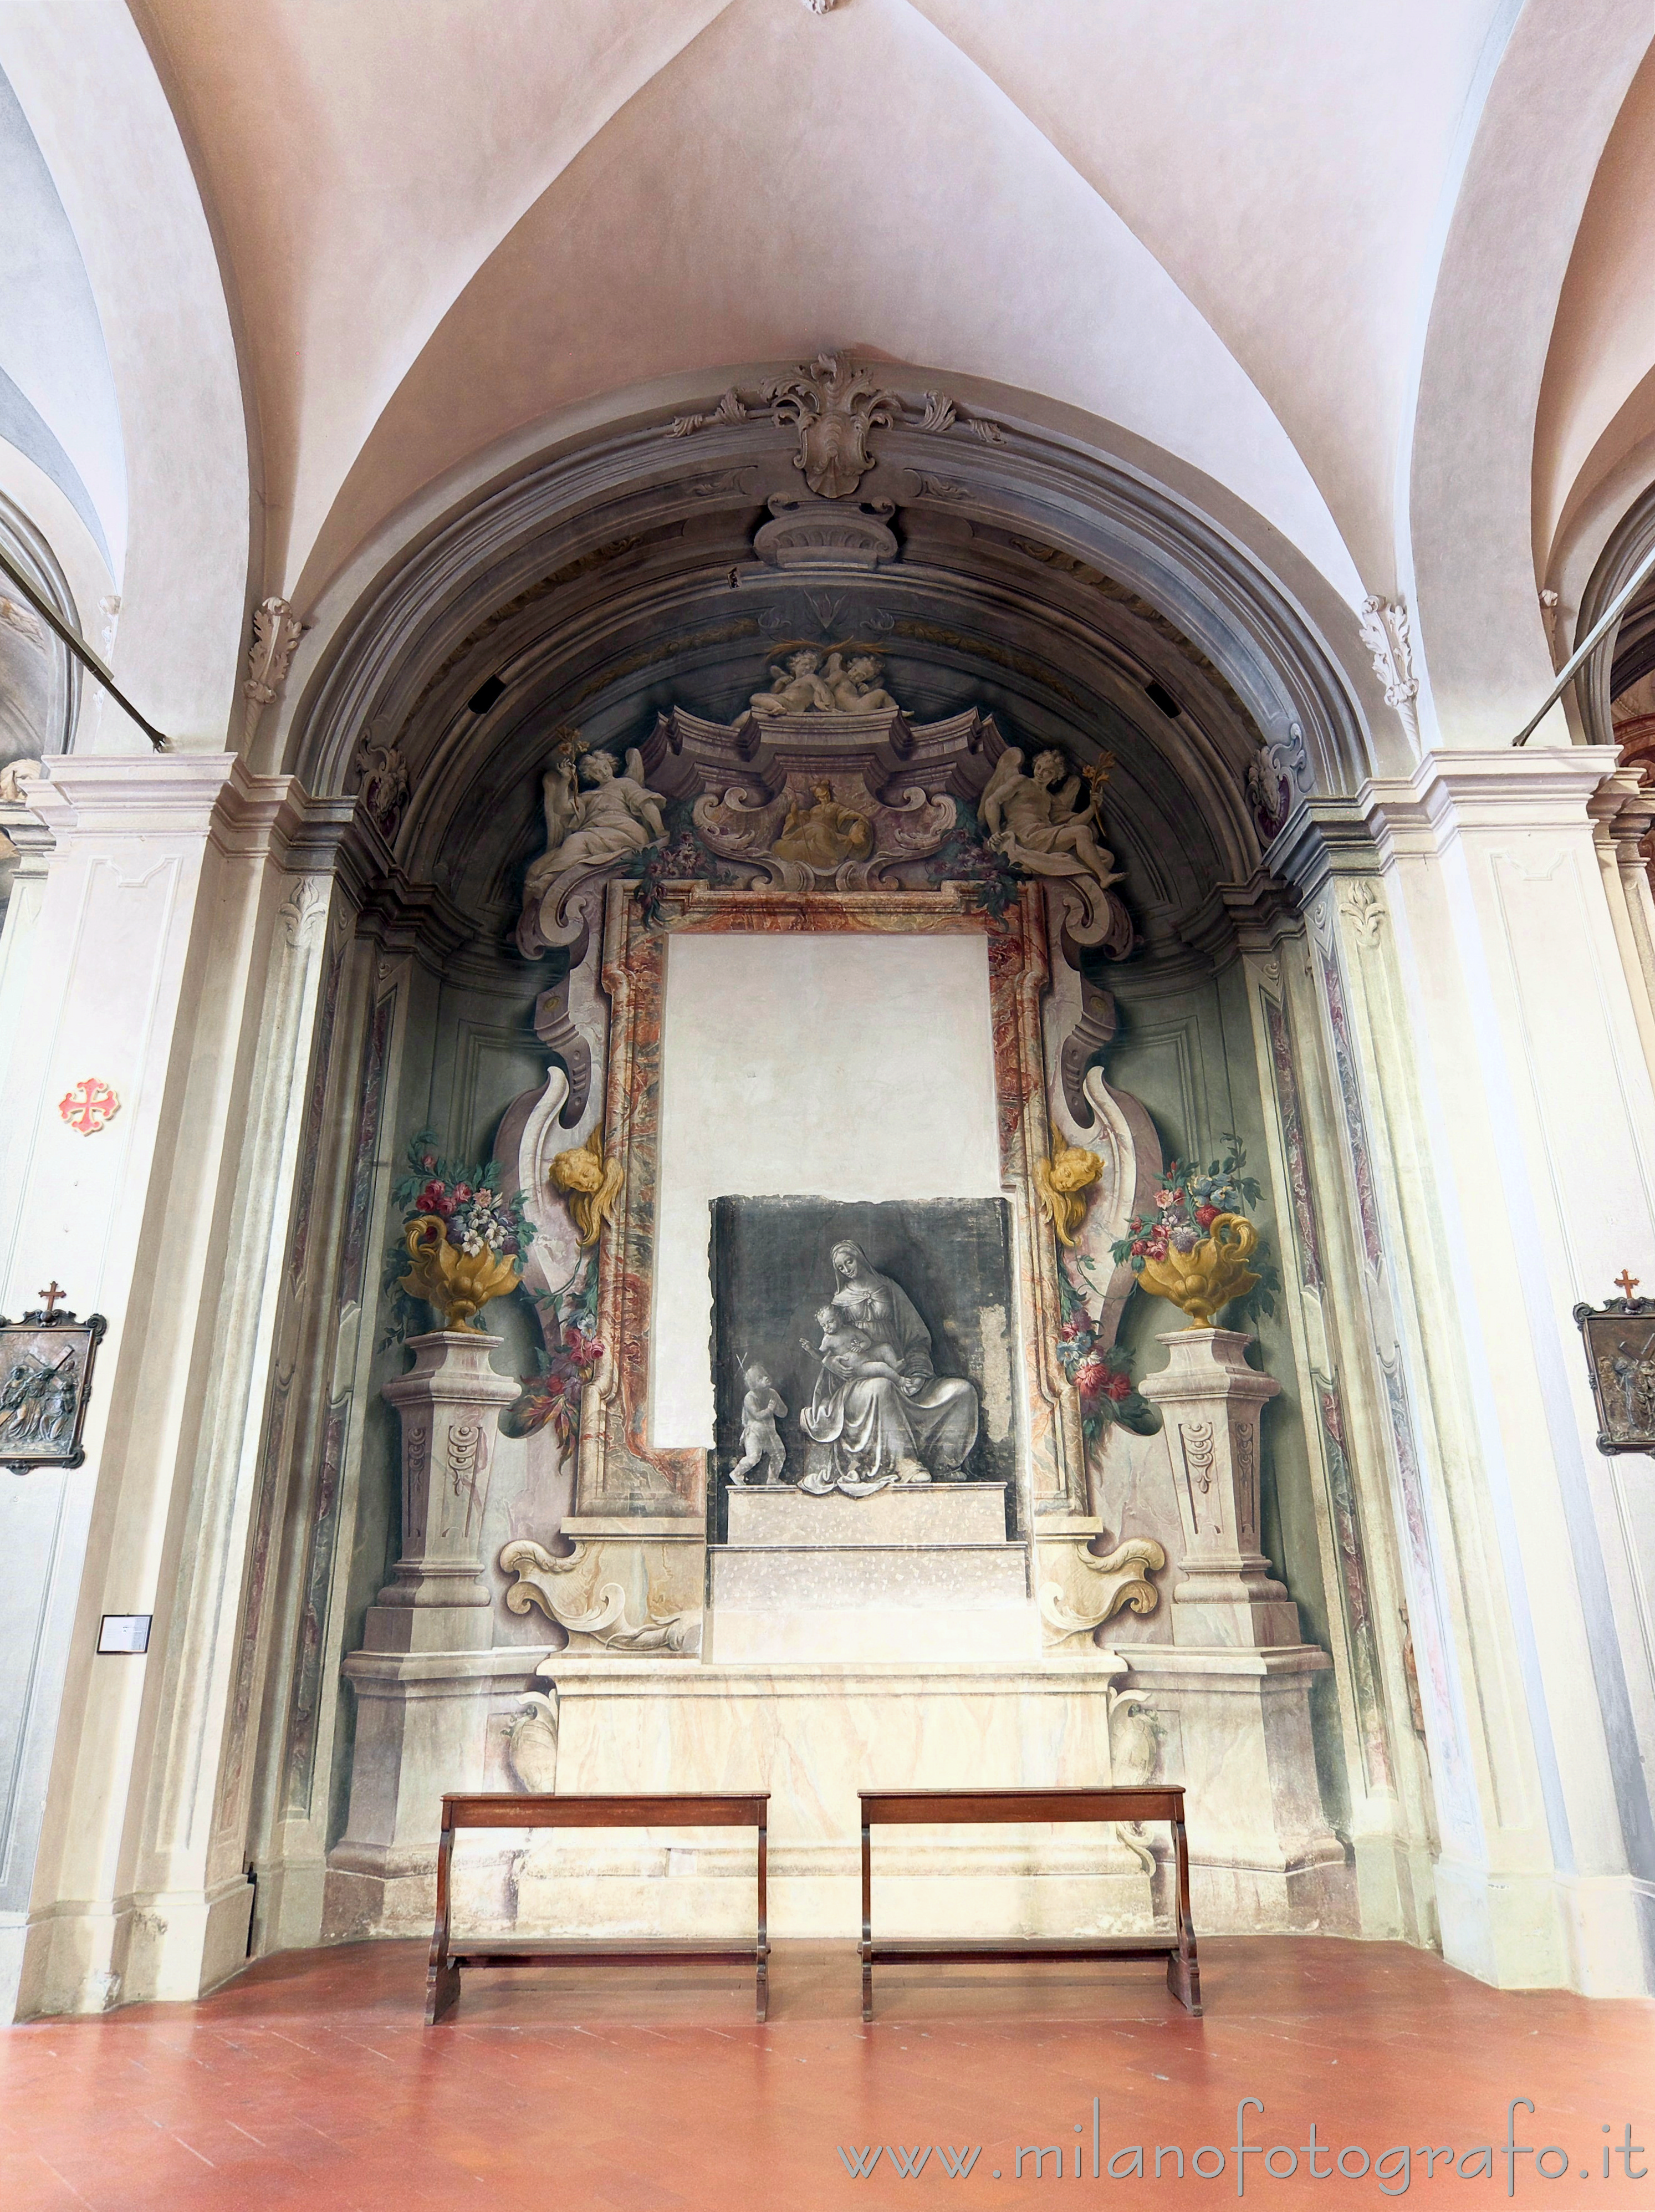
left=224, top=362, right=1445, bottom=1966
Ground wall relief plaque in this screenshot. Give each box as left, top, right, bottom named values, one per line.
left=1576, top=1273, right=1655, bottom=1455
left=0, top=1285, right=106, bottom=1475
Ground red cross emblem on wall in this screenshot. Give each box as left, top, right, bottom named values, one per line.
left=58, top=1078, right=121, bottom=1135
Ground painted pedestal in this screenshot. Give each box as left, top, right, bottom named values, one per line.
left=325, top=1332, right=525, bottom=1936
left=1130, top=1326, right=1352, bottom=1929
left=446, top=1655, right=1155, bottom=1944
left=706, top=1483, right=1035, bottom=1661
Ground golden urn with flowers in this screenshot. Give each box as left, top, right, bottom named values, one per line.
left=1113, top=1138, right=1274, bottom=1329
left=389, top=1131, right=532, bottom=1333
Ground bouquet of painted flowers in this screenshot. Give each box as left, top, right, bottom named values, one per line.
left=500, top=1261, right=604, bottom=1448
left=1055, top=1271, right=1160, bottom=1439
left=1110, top=1134, right=1280, bottom=1327
left=380, top=1129, right=535, bottom=1337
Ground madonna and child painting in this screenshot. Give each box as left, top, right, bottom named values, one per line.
left=708, top=1197, right=1017, bottom=1534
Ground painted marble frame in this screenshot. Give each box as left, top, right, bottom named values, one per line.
left=572, top=875, right=1090, bottom=1525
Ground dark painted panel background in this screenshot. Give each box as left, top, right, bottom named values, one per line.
left=707, top=1195, right=1017, bottom=1543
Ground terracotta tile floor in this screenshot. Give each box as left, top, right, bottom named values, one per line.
left=0, top=1938, right=1651, bottom=2211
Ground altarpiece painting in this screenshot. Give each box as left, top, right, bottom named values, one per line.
left=707, top=1195, right=1017, bottom=1538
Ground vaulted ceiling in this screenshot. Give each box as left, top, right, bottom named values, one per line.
left=4, top=0, right=1655, bottom=756
left=134, top=0, right=1509, bottom=609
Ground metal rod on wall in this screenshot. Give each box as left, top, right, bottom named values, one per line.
left=0, top=544, right=171, bottom=754
left=1512, top=536, right=1655, bottom=747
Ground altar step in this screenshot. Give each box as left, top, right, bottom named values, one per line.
left=707, top=1480, right=1035, bottom=1663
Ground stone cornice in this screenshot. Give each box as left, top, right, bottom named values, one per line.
left=209, top=756, right=357, bottom=870
left=18, top=752, right=239, bottom=842
left=1270, top=745, right=1627, bottom=899
left=352, top=864, right=475, bottom=969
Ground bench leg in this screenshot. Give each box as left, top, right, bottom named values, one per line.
left=1166, top=1812, right=1202, bottom=2015
left=426, top=1816, right=459, bottom=2025
left=426, top=1959, right=462, bottom=2026
left=756, top=1947, right=768, bottom=2025
left=860, top=1817, right=874, bottom=2022
left=1166, top=1942, right=1202, bottom=2017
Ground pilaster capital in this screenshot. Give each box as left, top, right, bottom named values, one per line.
left=19, top=752, right=239, bottom=844
left=12, top=753, right=369, bottom=880
left=1272, top=746, right=1628, bottom=900
left=1584, top=763, right=1655, bottom=853
left=1386, top=745, right=1624, bottom=842
left=208, top=756, right=357, bottom=870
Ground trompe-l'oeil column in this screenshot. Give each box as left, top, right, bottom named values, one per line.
left=328, top=1331, right=523, bottom=1938
left=370, top=1331, right=520, bottom=1648
left=1137, top=1327, right=1299, bottom=1647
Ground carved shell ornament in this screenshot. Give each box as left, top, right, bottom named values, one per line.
left=550, top=1126, right=624, bottom=1246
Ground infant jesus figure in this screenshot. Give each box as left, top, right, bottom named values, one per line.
left=730, top=1360, right=789, bottom=1485
left=805, top=1297, right=905, bottom=1386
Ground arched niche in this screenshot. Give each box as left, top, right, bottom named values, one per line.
left=240, top=369, right=1419, bottom=1961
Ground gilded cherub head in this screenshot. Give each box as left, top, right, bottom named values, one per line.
left=550, top=1126, right=624, bottom=1246
left=1035, top=1145, right=1104, bottom=1246
left=1048, top=1145, right=1102, bottom=1195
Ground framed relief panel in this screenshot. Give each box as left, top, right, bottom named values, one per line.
left=0, top=1296, right=106, bottom=1474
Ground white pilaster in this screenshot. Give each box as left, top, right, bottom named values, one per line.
left=0, top=756, right=356, bottom=2017
left=1286, top=745, right=1655, bottom=1995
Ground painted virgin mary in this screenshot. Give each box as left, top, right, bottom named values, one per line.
left=798, top=1241, right=979, bottom=1496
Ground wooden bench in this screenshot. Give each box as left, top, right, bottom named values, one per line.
left=859, top=1785, right=1201, bottom=2019
left=426, top=1791, right=770, bottom=2024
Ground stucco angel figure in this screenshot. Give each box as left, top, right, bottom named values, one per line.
left=823, top=652, right=901, bottom=714
left=749, top=649, right=835, bottom=717
left=979, top=746, right=1133, bottom=952
left=518, top=740, right=666, bottom=954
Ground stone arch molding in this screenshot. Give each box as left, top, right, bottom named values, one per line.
left=275, top=360, right=1377, bottom=867
left=1574, top=477, right=1655, bottom=751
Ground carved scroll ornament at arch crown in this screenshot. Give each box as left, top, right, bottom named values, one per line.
left=666, top=352, right=1004, bottom=501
